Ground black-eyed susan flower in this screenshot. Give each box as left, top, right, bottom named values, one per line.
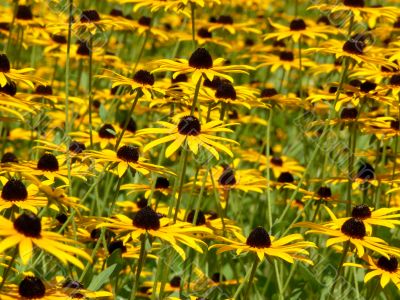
left=344, top=254, right=400, bottom=289
left=205, top=15, right=261, bottom=35
left=138, top=116, right=238, bottom=159
left=0, top=213, right=91, bottom=268
left=84, top=146, right=174, bottom=177
left=0, top=54, right=40, bottom=88
left=97, top=206, right=212, bottom=259
left=151, top=47, right=254, bottom=83
left=210, top=226, right=315, bottom=263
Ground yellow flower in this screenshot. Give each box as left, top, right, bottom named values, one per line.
left=0, top=54, right=40, bottom=88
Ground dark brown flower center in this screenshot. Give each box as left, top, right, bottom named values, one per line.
left=215, top=82, right=236, bottom=100
left=246, top=226, right=272, bottom=248
left=340, top=107, right=358, bottom=119
left=69, top=141, right=86, bottom=154
left=197, top=27, right=212, bottom=38
left=155, top=177, right=170, bottom=189
left=0, top=54, right=11, bottom=72
left=204, top=77, right=223, bottom=89
left=270, top=156, right=283, bottom=166
left=35, top=84, right=53, bottom=95
left=77, top=41, right=90, bottom=56
left=317, top=186, right=332, bottom=198
left=51, top=34, right=67, bottom=44
left=186, top=210, right=206, bottom=226
left=217, top=15, right=234, bottom=25
left=16, top=5, right=33, bottom=20
left=290, top=19, right=306, bottom=31
left=37, top=153, right=59, bottom=171
left=138, top=16, right=152, bottom=27
left=360, top=81, right=377, bottom=93
left=356, top=162, right=375, bottom=180
left=344, top=0, right=365, bottom=7
left=108, top=240, right=127, bottom=254
left=136, top=197, right=148, bottom=209
left=171, top=74, right=188, bottom=84
left=377, top=256, right=398, bottom=272
left=341, top=218, right=366, bottom=239
left=116, top=145, right=139, bottom=162
left=317, top=16, right=331, bottom=25
left=133, top=70, right=155, bottom=86
left=119, top=117, right=137, bottom=134
left=342, top=39, right=365, bottom=55
left=390, top=75, right=400, bottom=86
left=80, top=10, right=101, bottom=23
left=14, top=213, right=42, bottom=238
left=98, top=124, right=116, bottom=139
left=169, top=276, right=181, bottom=288
left=261, top=88, right=278, bottom=98
left=56, top=213, right=68, bottom=224
left=1, top=179, right=28, bottom=201
left=62, top=279, right=84, bottom=289
left=19, top=277, right=46, bottom=298
left=189, top=48, right=213, bottom=69
left=0, top=81, right=17, bottom=96
left=279, top=51, right=294, bottom=61
left=178, top=116, right=201, bottom=136
left=133, top=206, right=160, bottom=230
left=351, top=204, right=371, bottom=219
left=391, top=120, right=400, bottom=130
left=110, top=9, right=123, bottom=17
left=277, top=172, right=294, bottom=183
left=1, top=152, right=18, bottom=163
left=218, top=166, right=237, bottom=186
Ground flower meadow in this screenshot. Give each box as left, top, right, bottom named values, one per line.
left=1, top=0, right=400, bottom=299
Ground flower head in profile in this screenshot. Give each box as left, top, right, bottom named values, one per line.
left=0, top=54, right=40, bottom=88
left=210, top=226, right=315, bottom=264
left=151, top=47, right=254, bottom=83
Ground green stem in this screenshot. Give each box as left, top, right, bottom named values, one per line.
left=190, top=76, right=203, bottom=116
left=64, top=0, right=73, bottom=134
left=88, top=35, right=94, bottom=148
left=172, top=142, right=189, bottom=222
left=233, top=255, right=259, bottom=299
left=130, top=234, right=147, bottom=300
left=133, top=30, right=150, bottom=74
left=346, top=123, right=357, bottom=215
left=115, top=93, right=141, bottom=150
left=265, top=108, right=273, bottom=229
left=0, top=247, right=17, bottom=291
left=243, top=256, right=259, bottom=299
left=190, top=3, right=197, bottom=50
left=329, top=240, right=350, bottom=298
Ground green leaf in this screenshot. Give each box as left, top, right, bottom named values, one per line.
left=87, top=264, right=117, bottom=291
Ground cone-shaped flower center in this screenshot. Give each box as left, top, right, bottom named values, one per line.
left=80, top=10, right=101, bottom=22
left=133, top=70, right=155, bottom=86
left=189, top=48, right=213, bottom=69
left=51, top=34, right=67, bottom=44
left=246, top=226, right=272, bottom=248
left=218, top=166, right=237, bottom=186
left=14, top=213, right=42, bottom=238
left=217, top=15, right=234, bottom=24
left=169, top=276, right=181, bottom=287
left=98, top=124, right=116, bottom=139
left=155, top=177, right=170, bottom=189
left=261, top=88, right=278, bottom=98
left=62, top=279, right=84, bottom=289
left=1, top=179, right=28, bottom=201
left=277, top=172, right=294, bottom=183
left=1, top=152, right=18, bottom=163
left=0, top=81, right=17, bottom=96
left=119, top=118, right=137, bottom=133
left=270, top=156, right=283, bottom=166
left=391, top=120, right=400, bottom=130
left=0, top=54, right=11, bottom=72
left=178, top=116, right=201, bottom=136
left=351, top=204, right=371, bottom=219
left=108, top=240, right=127, bottom=254
left=186, top=210, right=206, bottom=226
left=344, top=0, right=365, bottom=7
left=290, top=19, right=306, bottom=31
left=360, top=81, right=377, bottom=93
left=77, top=42, right=90, bottom=56
left=16, top=5, right=33, bottom=20
left=342, top=39, right=365, bottom=55
left=35, top=84, right=53, bottom=95
left=340, top=107, right=358, bottom=119
left=117, top=146, right=139, bottom=162
left=390, top=75, right=400, bottom=86
left=317, top=186, right=332, bottom=198
left=37, top=153, right=59, bottom=171
left=215, top=82, right=237, bottom=100
left=279, top=51, right=294, bottom=61
left=356, top=162, right=375, bottom=180
left=133, top=206, right=160, bottom=230
left=138, top=16, right=151, bottom=27
left=341, top=218, right=366, bottom=239
left=69, top=141, right=86, bottom=154
left=197, top=27, right=212, bottom=38
left=19, top=277, right=46, bottom=298
left=377, top=256, right=398, bottom=272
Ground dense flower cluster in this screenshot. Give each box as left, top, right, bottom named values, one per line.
left=0, top=0, right=399, bottom=299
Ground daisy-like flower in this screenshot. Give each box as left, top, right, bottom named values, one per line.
left=324, top=204, right=400, bottom=234
left=304, top=38, right=396, bottom=68
left=0, top=178, right=47, bottom=213
left=295, top=215, right=400, bottom=258
left=84, top=146, right=174, bottom=178
left=151, top=47, right=254, bottom=83
left=0, top=54, right=40, bottom=88
left=210, top=226, right=315, bottom=263
left=97, top=206, right=213, bottom=259
left=138, top=116, right=238, bottom=159
left=0, top=276, right=112, bottom=299
left=121, top=176, right=173, bottom=197
left=256, top=50, right=316, bottom=73
left=264, top=18, right=334, bottom=42
left=0, top=213, right=91, bottom=268
left=344, top=254, right=400, bottom=289
left=205, top=15, right=261, bottom=35
left=12, top=153, right=89, bottom=185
